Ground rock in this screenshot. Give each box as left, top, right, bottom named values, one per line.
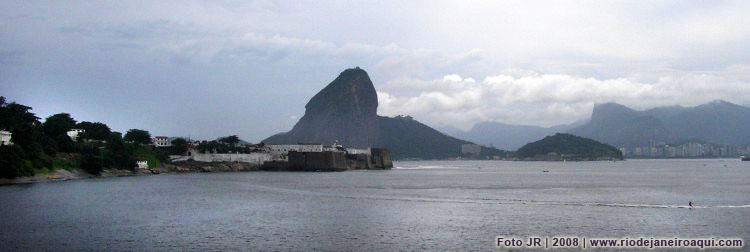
left=263, top=67, right=473, bottom=159
left=265, top=67, right=378, bottom=148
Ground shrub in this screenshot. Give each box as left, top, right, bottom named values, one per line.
left=0, top=145, right=34, bottom=178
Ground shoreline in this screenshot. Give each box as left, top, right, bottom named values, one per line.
left=0, top=168, right=145, bottom=186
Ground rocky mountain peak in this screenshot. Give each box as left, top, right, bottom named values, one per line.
left=304, top=67, right=378, bottom=119
left=591, top=102, right=637, bottom=122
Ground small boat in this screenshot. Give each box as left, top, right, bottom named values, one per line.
left=742, top=156, right=750, bottom=161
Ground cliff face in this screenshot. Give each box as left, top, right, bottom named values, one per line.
left=264, top=67, right=472, bottom=159
left=568, top=100, right=750, bottom=147
left=265, top=67, right=379, bottom=148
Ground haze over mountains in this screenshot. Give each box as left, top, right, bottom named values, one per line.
left=450, top=121, right=584, bottom=150
left=451, top=100, right=750, bottom=150
left=264, top=68, right=472, bottom=159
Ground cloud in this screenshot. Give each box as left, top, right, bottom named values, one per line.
left=377, top=66, right=750, bottom=130
left=3, top=1, right=750, bottom=142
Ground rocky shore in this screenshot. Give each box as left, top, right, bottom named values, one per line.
left=0, top=168, right=138, bottom=186
left=0, top=161, right=265, bottom=186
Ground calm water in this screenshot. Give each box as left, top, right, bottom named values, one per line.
left=1, top=159, right=749, bottom=251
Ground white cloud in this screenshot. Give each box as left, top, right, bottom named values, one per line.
left=377, top=66, right=750, bottom=130
left=442, top=74, right=463, bottom=82
left=4, top=1, right=750, bottom=141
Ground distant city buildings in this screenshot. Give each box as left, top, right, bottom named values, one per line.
left=461, top=144, right=482, bottom=157
left=619, top=142, right=750, bottom=158
left=66, top=129, right=85, bottom=140
left=0, top=130, right=12, bottom=146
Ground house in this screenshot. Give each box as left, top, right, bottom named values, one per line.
left=135, top=160, right=149, bottom=169
left=152, top=136, right=170, bottom=147
left=0, top=130, right=12, bottom=146
left=67, top=129, right=85, bottom=140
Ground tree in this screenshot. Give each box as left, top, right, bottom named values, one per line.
left=103, top=132, right=135, bottom=169
left=218, top=135, right=240, bottom=145
left=0, top=145, right=34, bottom=178
left=77, top=121, right=112, bottom=141
left=218, top=135, right=241, bottom=150
left=171, top=138, right=188, bottom=154
left=42, top=113, right=77, bottom=138
left=55, top=134, right=76, bottom=153
left=79, top=144, right=103, bottom=174
left=0, top=97, right=41, bottom=150
left=123, top=129, right=151, bottom=145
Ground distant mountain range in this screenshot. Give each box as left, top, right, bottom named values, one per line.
left=569, top=100, right=750, bottom=147
left=264, top=68, right=473, bottom=159
left=448, top=100, right=750, bottom=150
left=449, top=121, right=584, bottom=150
left=263, top=67, right=750, bottom=157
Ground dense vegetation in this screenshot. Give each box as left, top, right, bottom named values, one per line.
left=516, top=133, right=623, bottom=160
left=195, top=135, right=254, bottom=154
left=0, top=96, right=173, bottom=178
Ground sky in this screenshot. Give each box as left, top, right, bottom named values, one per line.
left=2, top=0, right=750, bottom=142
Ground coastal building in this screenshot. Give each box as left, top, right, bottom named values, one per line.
left=152, top=136, right=170, bottom=147
left=136, top=160, right=149, bottom=169
left=346, top=148, right=371, bottom=155
left=0, top=130, right=12, bottom=146
left=266, top=143, right=324, bottom=161
left=322, top=140, right=345, bottom=152
left=461, top=144, right=482, bottom=157
left=67, top=129, right=85, bottom=140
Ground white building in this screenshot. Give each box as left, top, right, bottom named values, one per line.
left=346, top=148, right=371, bottom=155
left=152, top=136, right=171, bottom=147
left=67, top=129, right=85, bottom=140
left=136, top=160, right=149, bottom=169
left=0, top=130, right=12, bottom=146
left=323, top=140, right=345, bottom=152
left=266, top=143, right=323, bottom=161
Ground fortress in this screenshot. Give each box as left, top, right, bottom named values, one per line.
left=172, top=142, right=392, bottom=172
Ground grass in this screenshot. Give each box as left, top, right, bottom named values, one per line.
left=134, top=148, right=161, bottom=168
left=53, top=158, right=77, bottom=171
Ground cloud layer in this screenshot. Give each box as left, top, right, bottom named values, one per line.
left=2, top=1, right=750, bottom=141
left=378, top=65, right=750, bottom=130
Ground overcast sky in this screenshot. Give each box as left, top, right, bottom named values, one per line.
left=2, top=0, right=750, bottom=141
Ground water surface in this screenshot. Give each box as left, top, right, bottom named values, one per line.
left=1, top=159, right=748, bottom=250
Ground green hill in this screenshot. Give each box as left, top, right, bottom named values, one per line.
left=517, top=133, right=623, bottom=161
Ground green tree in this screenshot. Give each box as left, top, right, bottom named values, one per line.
left=0, top=145, right=34, bottom=178
left=197, top=140, right=230, bottom=153
left=218, top=135, right=241, bottom=147
left=55, top=134, right=76, bottom=153
left=171, top=138, right=188, bottom=154
left=42, top=113, right=77, bottom=138
left=0, top=97, right=41, bottom=151
left=79, top=144, right=103, bottom=174
left=77, top=121, right=112, bottom=141
left=103, top=132, right=136, bottom=169
left=124, top=129, right=152, bottom=145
